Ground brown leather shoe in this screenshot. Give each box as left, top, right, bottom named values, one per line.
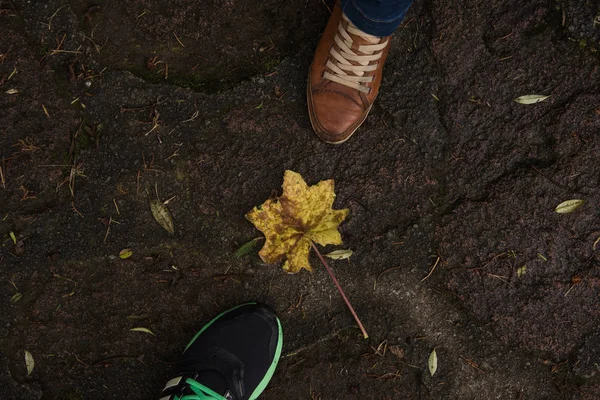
left=307, top=2, right=391, bottom=144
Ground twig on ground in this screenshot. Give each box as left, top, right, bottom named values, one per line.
left=136, top=170, right=141, bottom=194
left=164, top=144, right=183, bottom=161
left=82, top=34, right=108, bottom=54
left=370, top=370, right=402, bottom=380
left=44, top=5, right=68, bottom=31
left=173, top=32, right=185, bottom=48
left=144, top=109, right=160, bottom=136
left=421, top=256, right=441, bottom=282
left=120, top=97, right=167, bottom=113
left=373, top=266, right=403, bottom=290
left=371, top=340, right=388, bottom=356
left=101, top=217, right=120, bottom=242
left=285, top=329, right=345, bottom=358
left=71, top=201, right=83, bottom=218
left=48, top=33, right=82, bottom=56
left=487, top=273, right=512, bottom=286
left=0, top=159, right=5, bottom=189
left=564, top=278, right=580, bottom=297
left=319, top=0, right=331, bottom=13
left=181, top=110, right=199, bottom=123
left=460, top=355, right=485, bottom=373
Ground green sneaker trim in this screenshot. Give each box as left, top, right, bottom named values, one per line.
left=248, top=315, right=283, bottom=400
left=181, top=378, right=227, bottom=400
left=184, top=302, right=257, bottom=353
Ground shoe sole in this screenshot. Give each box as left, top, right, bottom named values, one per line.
left=306, top=71, right=374, bottom=145
left=184, top=302, right=283, bottom=400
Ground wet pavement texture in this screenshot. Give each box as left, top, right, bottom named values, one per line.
left=1, top=0, right=599, bottom=399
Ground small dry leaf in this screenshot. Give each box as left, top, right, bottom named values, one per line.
left=514, top=95, right=550, bottom=104
left=119, top=248, right=133, bottom=259
left=517, top=265, right=527, bottom=278
left=9, top=231, right=17, bottom=244
left=593, top=236, right=600, bottom=250
left=428, top=348, right=438, bottom=376
left=324, top=249, right=353, bottom=260
left=555, top=199, right=584, bottom=214
left=10, top=293, right=23, bottom=304
left=150, top=199, right=174, bottom=234
left=5, top=88, right=19, bottom=95
left=130, top=327, right=156, bottom=336
left=388, top=345, right=405, bottom=359
left=274, top=86, right=283, bottom=98
left=24, top=350, right=34, bottom=376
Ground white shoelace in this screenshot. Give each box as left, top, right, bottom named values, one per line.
left=323, top=15, right=388, bottom=94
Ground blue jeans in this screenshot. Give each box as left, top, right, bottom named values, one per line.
left=340, top=0, right=415, bottom=37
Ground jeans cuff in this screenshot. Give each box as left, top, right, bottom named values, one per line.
left=340, top=0, right=410, bottom=37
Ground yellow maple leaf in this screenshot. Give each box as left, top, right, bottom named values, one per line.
left=246, top=170, right=349, bottom=273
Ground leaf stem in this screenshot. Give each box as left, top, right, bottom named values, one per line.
left=311, top=241, right=368, bottom=339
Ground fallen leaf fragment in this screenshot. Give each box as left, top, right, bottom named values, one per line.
left=324, top=249, right=353, bottom=260
left=24, top=350, right=34, bottom=376
left=15, top=240, right=25, bottom=256
left=127, top=314, right=149, bottom=321
left=428, top=348, right=438, bottom=376
left=9, top=231, right=16, bottom=244
left=150, top=199, right=174, bottom=234
left=388, top=345, right=405, bottom=359
left=245, top=170, right=349, bottom=273
left=555, top=199, right=584, bottom=214
left=234, top=238, right=262, bottom=258
left=517, top=265, right=527, bottom=278
left=514, top=94, right=550, bottom=104
left=5, top=89, right=19, bottom=95
left=10, top=293, right=23, bottom=304
left=119, top=248, right=133, bottom=259
left=130, top=327, right=156, bottom=336
left=42, top=104, right=51, bottom=118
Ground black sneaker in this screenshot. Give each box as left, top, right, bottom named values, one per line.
left=159, top=303, right=283, bottom=400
